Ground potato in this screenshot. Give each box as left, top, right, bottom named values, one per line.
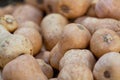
left=19, top=21, right=41, bottom=32
left=25, top=0, right=44, bottom=10
left=41, top=13, right=68, bottom=51
left=58, top=64, right=93, bottom=80
left=95, top=0, right=120, bottom=20
left=2, top=54, right=48, bottom=80
left=36, top=59, right=53, bottom=79
left=50, top=23, right=91, bottom=69
left=14, top=27, right=42, bottom=55
left=56, top=0, right=92, bottom=19
left=87, top=0, right=98, bottom=17
left=13, top=5, right=43, bottom=25
left=75, top=16, right=120, bottom=34
left=0, top=70, right=3, bottom=80
left=93, top=52, right=120, bottom=80
left=90, top=29, right=120, bottom=58
left=0, top=15, right=18, bottom=32
left=35, top=51, right=50, bottom=64
left=44, top=0, right=58, bottom=13
left=49, top=78, right=58, bottom=80
left=59, top=49, right=96, bottom=70
left=0, top=34, right=33, bottom=68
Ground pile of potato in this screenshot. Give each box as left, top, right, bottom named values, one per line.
left=0, top=0, right=120, bottom=80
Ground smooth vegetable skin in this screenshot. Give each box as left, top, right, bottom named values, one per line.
left=93, top=52, right=120, bottom=80
left=50, top=23, right=91, bottom=69
left=2, top=54, right=48, bottom=80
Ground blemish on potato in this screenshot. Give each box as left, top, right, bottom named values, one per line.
left=104, top=71, right=110, bottom=78
left=61, top=5, right=70, bottom=13
left=103, top=34, right=113, bottom=43
left=47, top=5, right=53, bottom=12
left=6, top=18, right=13, bottom=24
left=77, top=24, right=84, bottom=30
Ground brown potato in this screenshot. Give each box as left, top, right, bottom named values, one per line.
left=44, top=0, right=58, bottom=13
left=19, top=21, right=41, bottom=32
left=14, top=27, right=42, bottom=55
left=50, top=23, right=91, bottom=69
left=90, top=28, right=120, bottom=58
left=75, top=16, right=120, bottom=34
left=93, top=52, right=120, bottom=80
left=2, top=54, right=48, bottom=80
left=41, top=13, right=68, bottom=51
left=25, top=0, right=44, bottom=10
left=95, top=0, right=120, bottom=20
left=56, top=0, right=92, bottom=19
left=0, top=15, right=18, bottom=32
left=13, top=5, right=43, bottom=25
left=58, top=64, right=93, bottom=80
left=59, top=49, right=96, bottom=70
left=35, top=51, right=50, bottom=64
left=36, top=59, right=53, bottom=79
left=0, top=34, right=33, bottom=68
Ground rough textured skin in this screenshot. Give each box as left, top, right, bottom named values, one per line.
left=19, top=21, right=41, bottom=32
left=87, top=0, right=98, bottom=17
left=93, top=52, right=120, bottom=80
left=44, top=0, right=58, bottom=13
left=25, top=0, right=44, bottom=10
left=36, top=59, right=53, bottom=79
left=75, top=16, right=120, bottom=34
left=13, top=5, right=43, bottom=25
left=95, top=0, right=120, bottom=20
left=0, top=15, right=18, bottom=32
left=2, top=54, right=48, bottom=80
left=14, top=27, right=42, bottom=55
left=90, top=29, right=120, bottom=58
left=50, top=23, right=91, bottom=69
left=0, top=34, right=33, bottom=68
left=35, top=51, right=50, bottom=64
left=57, top=0, right=92, bottom=19
left=41, top=14, right=68, bottom=51
left=58, top=64, right=93, bottom=80
left=59, top=49, right=96, bottom=70
left=49, top=78, right=58, bottom=80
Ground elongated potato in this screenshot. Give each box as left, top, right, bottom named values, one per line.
left=75, top=16, right=120, bottom=34
left=2, top=54, right=48, bottom=80
left=41, top=13, right=68, bottom=51
left=50, top=23, right=91, bottom=69
left=95, top=0, right=120, bottom=20
left=59, top=49, right=96, bottom=70
left=13, top=5, right=43, bottom=25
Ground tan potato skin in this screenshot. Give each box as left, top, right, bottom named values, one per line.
left=13, top=5, right=43, bottom=25
left=35, top=51, right=50, bottom=64
left=50, top=23, right=91, bottom=69
left=25, top=0, right=44, bottom=10
left=44, top=0, right=58, bottom=13
left=59, top=49, right=96, bottom=70
left=58, top=64, right=93, bottom=80
left=95, top=0, right=120, bottom=20
left=93, top=52, right=120, bottom=80
left=57, top=0, right=92, bottom=19
left=14, top=27, right=42, bottom=55
left=49, top=78, right=58, bottom=80
left=19, top=21, right=41, bottom=33
left=0, top=34, right=33, bottom=68
left=41, top=13, right=68, bottom=51
left=0, top=15, right=18, bottom=32
left=2, top=54, right=48, bottom=80
left=90, top=29, right=120, bottom=58
left=36, top=59, right=53, bottom=79
left=75, top=16, right=120, bottom=34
